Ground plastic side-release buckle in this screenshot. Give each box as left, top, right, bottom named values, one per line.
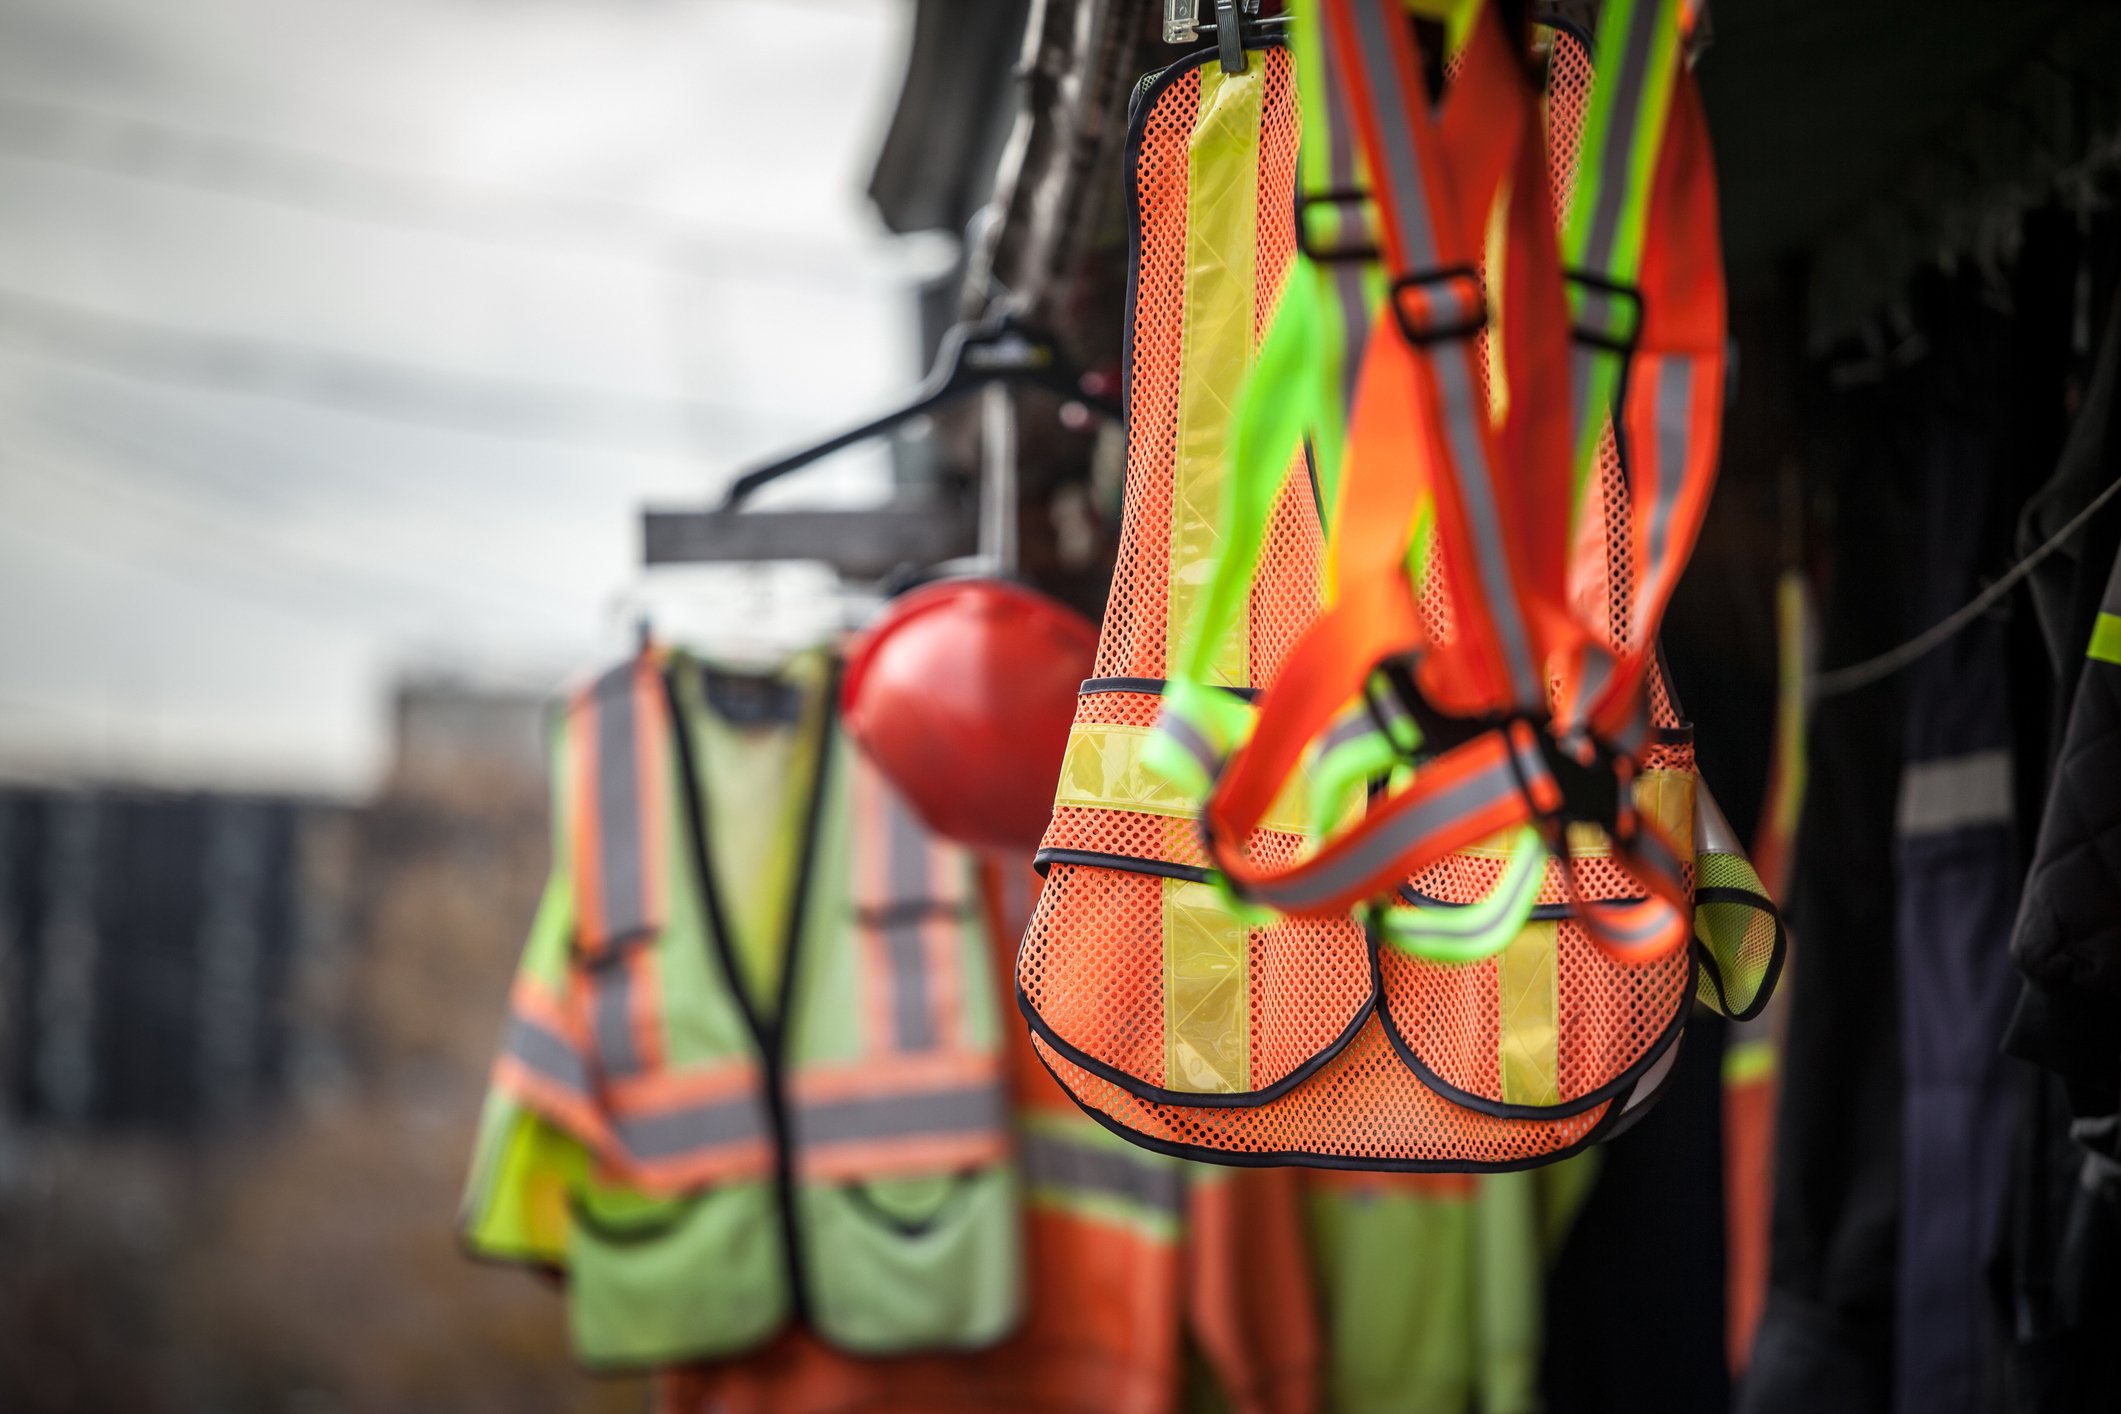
left=1388, top=265, right=1487, bottom=346
left=1563, top=269, right=1644, bottom=353
left=1296, top=186, right=1382, bottom=265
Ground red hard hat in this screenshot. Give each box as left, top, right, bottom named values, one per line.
left=842, top=578, right=1098, bottom=853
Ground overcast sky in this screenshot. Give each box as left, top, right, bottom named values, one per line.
left=0, top=0, right=939, bottom=793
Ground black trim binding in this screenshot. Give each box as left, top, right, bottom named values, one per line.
left=1689, top=885, right=1788, bottom=1023
left=1371, top=924, right=1696, bottom=1120
left=1018, top=976, right=1376, bottom=1113
left=1033, top=846, right=1210, bottom=883
left=1079, top=675, right=1258, bottom=701
left=1393, top=883, right=1628, bottom=922
left=662, top=657, right=840, bottom=1333
left=1026, top=1023, right=1644, bottom=1175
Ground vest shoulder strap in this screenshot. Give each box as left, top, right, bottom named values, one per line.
left=567, top=654, right=669, bottom=957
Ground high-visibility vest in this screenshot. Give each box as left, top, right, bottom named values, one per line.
left=1017, top=11, right=1781, bottom=1170
left=1304, top=1160, right=1597, bottom=1414
left=656, top=861, right=1323, bottom=1414
left=461, top=647, right=1022, bottom=1369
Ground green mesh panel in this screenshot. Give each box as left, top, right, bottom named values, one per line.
left=1691, top=850, right=1784, bottom=1021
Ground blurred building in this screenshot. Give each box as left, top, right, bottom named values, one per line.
left=0, top=786, right=353, bottom=1136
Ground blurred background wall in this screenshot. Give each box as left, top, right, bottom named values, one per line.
left=0, top=1, right=945, bottom=1408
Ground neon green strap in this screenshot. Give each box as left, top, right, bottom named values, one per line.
left=1376, top=827, right=1548, bottom=963
left=1560, top=0, right=1686, bottom=506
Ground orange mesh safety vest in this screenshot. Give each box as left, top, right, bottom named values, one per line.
left=1017, top=16, right=1778, bottom=1172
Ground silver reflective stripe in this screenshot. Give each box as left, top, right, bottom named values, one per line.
left=878, top=782, right=940, bottom=1054
left=591, top=962, right=644, bottom=1078
left=1157, top=708, right=1224, bottom=780
left=506, top=1012, right=592, bottom=1096
left=1897, top=750, right=2013, bottom=837
left=1583, top=898, right=1670, bottom=945
left=1574, top=285, right=1635, bottom=339
left=1607, top=694, right=1651, bottom=757
left=794, top=1081, right=1008, bottom=1149
left=1581, top=0, right=1663, bottom=275
left=1570, top=644, right=1616, bottom=734
left=615, top=1092, right=769, bottom=1161
left=1322, top=704, right=1381, bottom=757
left=1258, top=748, right=1522, bottom=911
left=1643, top=357, right=1695, bottom=618
left=1347, top=0, right=1439, bottom=269
left=1568, top=342, right=1602, bottom=470
left=1343, top=0, right=1539, bottom=707
left=1622, top=1033, right=1681, bottom=1111
left=1697, top=780, right=1742, bottom=855
left=593, top=663, right=653, bottom=944
left=1431, top=343, right=1544, bottom=706
left=1022, top=1130, right=1185, bottom=1218
left=1628, top=816, right=1685, bottom=885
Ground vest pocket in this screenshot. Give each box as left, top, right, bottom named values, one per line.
left=566, top=1180, right=787, bottom=1369
left=799, top=1162, right=1024, bottom=1354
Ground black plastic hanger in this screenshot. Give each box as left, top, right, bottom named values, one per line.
left=717, top=310, right=1118, bottom=511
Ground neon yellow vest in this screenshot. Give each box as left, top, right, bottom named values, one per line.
left=461, top=648, right=1023, bottom=1369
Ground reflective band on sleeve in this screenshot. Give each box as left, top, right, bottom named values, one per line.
left=1021, top=1121, right=1187, bottom=1226
left=1163, top=875, right=1251, bottom=1093
left=1896, top=749, right=2012, bottom=838
left=505, top=1010, right=594, bottom=1100
left=1497, top=920, right=1561, bottom=1107
left=1168, top=61, right=1264, bottom=689
left=1057, top=723, right=1310, bottom=834
left=2088, top=611, right=2121, bottom=666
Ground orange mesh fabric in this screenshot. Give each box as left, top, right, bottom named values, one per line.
left=1033, top=1017, right=1614, bottom=1169
left=1023, top=45, right=1369, bottom=1108
left=1023, top=862, right=1371, bottom=1098
left=1021, top=34, right=1695, bottom=1167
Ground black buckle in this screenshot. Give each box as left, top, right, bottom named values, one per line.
left=1376, top=657, right=1504, bottom=756
left=1531, top=728, right=1622, bottom=836
left=1563, top=270, right=1643, bottom=353
left=1296, top=186, right=1381, bottom=265
left=1389, top=265, right=1486, bottom=346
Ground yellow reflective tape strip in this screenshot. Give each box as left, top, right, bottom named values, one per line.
left=1558, top=768, right=1696, bottom=861
left=1498, top=920, right=1560, bottom=1107
left=1168, top=61, right=1262, bottom=688
left=1164, top=876, right=1250, bottom=1093
left=1053, top=722, right=1310, bottom=833
left=2089, top=611, right=2121, bottom=666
